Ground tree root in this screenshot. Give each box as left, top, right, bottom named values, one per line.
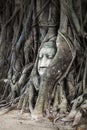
left=72, top=111, right=82, bottom=127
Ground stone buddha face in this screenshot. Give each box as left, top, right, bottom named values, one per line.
left=38, top=41, right=57, bottom=76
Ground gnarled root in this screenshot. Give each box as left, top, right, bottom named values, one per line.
left=61, top=109, right=77, bottom=122
left=17, top=89, right=29, bottom=111
left=72, top=111, right=82, bottom=127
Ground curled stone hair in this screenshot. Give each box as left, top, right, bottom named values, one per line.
left=41, top=36, right=57, bottom=52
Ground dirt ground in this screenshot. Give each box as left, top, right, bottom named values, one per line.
left=0, top=110, right=87, bottom=130
left=0, top=110, right=57, bottom=130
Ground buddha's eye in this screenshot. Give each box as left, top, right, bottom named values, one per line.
left=46, top=54, right=54, bottom=59
left=38, top=55, right=43, bottom=59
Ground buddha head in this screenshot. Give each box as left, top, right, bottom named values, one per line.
left=38, top=37, right=57, bottom=76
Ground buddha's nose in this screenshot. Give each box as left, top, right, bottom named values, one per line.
left=40, top=56, right=47, bottom=67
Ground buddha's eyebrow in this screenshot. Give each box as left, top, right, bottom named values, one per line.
left=39, top=53, right=43, bottom=56
left=46, top=53, right=55, bottom=56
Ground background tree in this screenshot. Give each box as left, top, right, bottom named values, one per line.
left=0, top=0, right=87, bottom=128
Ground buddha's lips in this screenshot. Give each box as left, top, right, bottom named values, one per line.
left=39, top=67, right=48, bottom=69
